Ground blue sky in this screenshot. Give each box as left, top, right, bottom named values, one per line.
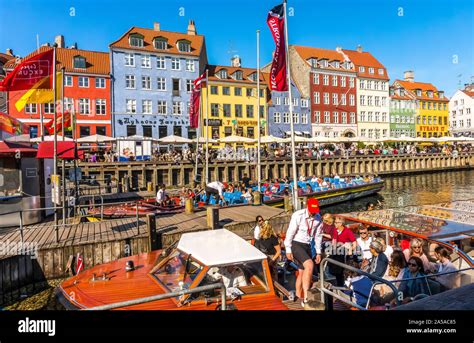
left=0, top=0, right=472, bottom=96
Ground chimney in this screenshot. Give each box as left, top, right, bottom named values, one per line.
left=6, top=48, right=13, bottom=56
left=404, top=70, right=415, bottom=82
left=55, top=35, right=65, bottom=48
left=41, top=43, right=51, bottom=47
left=231, top=55, right=241, bottom=67
left=336, top=46, right=342, bottom=52
left=356, top=44, right=363, bottom=52
left=187, top=20, right=197, bottom=35
left=69, top=42, right=78, bottom=49
left=153, top=22, right=160, bottom=31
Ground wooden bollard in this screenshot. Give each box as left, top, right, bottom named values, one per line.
left=284, top=195, right=293, bottom=212
left=253, top=191, right=261, bottom=205
left=207, top=206, right=219, bottom=230
left=147, top=181, right=154, bottom=192
left=146, top=213, right=161, bottom=250
left=185, top=198, right=194, bottom=214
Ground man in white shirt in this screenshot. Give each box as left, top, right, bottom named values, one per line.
left=205, top=181, right=226, bottom=205
left=284, top=198, right=323, bottom=307
left=156, top=184, right=166, bottom=206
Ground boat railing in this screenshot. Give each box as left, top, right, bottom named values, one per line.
left=84, top=282, right=227, bottom=311
left=319, top=257, right=402, bottom=310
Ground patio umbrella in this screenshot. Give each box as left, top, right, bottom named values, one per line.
left=76, top=134, right=116, bottom=143
left=31, top=135, right=73, bottom=142
left=192, top=137, right=218, bottom=144
left=218, top=135, right=256, bottom=144
left=309, top=136, right=332, bottom=143
left=116, top=135, right=159, bottom=142
left=260, top=135, right=285, bottom=144
left=158, top=135, right=192, bottom=144
left=282, top=136, right=312, bottom=143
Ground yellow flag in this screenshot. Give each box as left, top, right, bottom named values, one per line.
left=15, top=72, right=62, bottom=112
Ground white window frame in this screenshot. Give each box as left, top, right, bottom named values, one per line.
left=126, top=99, right=136, bottom=114
left=172, top=101, right=183, bottom=115
left=156, top=56, right=166, bottom=69
left=157, top=77, right=166, bottom=91
left=95, top=77, right=106, bottom=88
left=78, top=76, right=89, bottom=88
left=95, top=99, right=106, bottom=115
left=186, top=59, right=195, bottom=72
left=157, top=100, right=167, bottom=114
left=125, top=75, right=136, bottom=89
left=171, top=58, right=180, bottom=70
left=142, top=76, right=151, bottom=90
left=124, top=53, right=135, bottom=67
left=142, top=100, right=152, bottom=114
left=141, top=54, right=151, bottom=68
left=274, top=111, right=281, bottom=124
left=64, top=75, right=73, bottom=87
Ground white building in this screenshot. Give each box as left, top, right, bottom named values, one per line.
left=449, top=84, right=474, bottom=137
left=342, top=47, right=390, bottom=139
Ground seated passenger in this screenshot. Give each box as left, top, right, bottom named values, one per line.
left=310, top=175, right=318, bottom=183
left=433, top=246, right=459, bottom=291
left=305, top=184, right=313, bottom=194
left=366, top=241, right=389, bottom=278
left=241, top=188, right=253, bottom=203
left=207, top=265, right=248, bottom=289
left=393, top=256, right=430, bottom=304
left=403, top=238, right=437, bottom=273
left=334, top=260, right=372, bottom=308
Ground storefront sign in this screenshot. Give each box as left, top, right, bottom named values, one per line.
left=204, top=119, right=222, bottom=126
left=418, top=126, right=446, bottom=132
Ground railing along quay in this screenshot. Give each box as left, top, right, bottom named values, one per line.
left=70, top=153, right=474, bottom=189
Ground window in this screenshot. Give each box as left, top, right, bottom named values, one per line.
left=283, top=112, right=290, bottom=123
left=350, top=112, right=355, bottom=124
left=302, top=113, right=308, bottom=124
left=211, top=86, right=218, bottom=95
left=368, top=67, right=374, bottom=74
left=259, top=89, right=264, bottom=98
left=360, top=80, right=365, bottom=89
left=248, top=73, right=257, bottom=82
left=367, top=80, right=372, bottom=89
left=157, top=100, right=167, bottom=114
left=367, top=96, right=373, bottom=106
left=314, top=92, right=320, bottom=104
left=246, top=105, right=254, bottom=118
left=211, top=103, right=219, bottom=117
left=142, top=76, right=151, bottom=90
left=360, top=111, right=366, bottom=122
left=361, top=129, right=366, bottom=137
left=141, top=55, right=151, bottom=68
left=235, top=104, right=243, bottom=117
left=349, top=94, right=355, bottom=106
left=233, top=71, right=243, bottom=80
left=142, top=125, right=153, bottom=138
left=333, top=112, right=339, bottom=124
left=218, top=69, right=228, bottom=79
left=247, top=127, right=254, bottom=138
left=341, top=94, right=346, bottom=105
left=186, top=79, right=193, bottom=93
left=324, top=111, right=330, bottom=123
left=375, top=112, right=380, bottom=122
left=79, top=126, right=90, bottom=137
left=95, top=99, right=106, bottom=115
left=95, top=78, right=105, bottom=88
left=158, top=125, right=167, bottom=138
left=314, top=111, right=320, bottom=123
left=323, top=74, right=329, bottom=85
left=156, top=56, right=166, bottom=69
left=378, top=68, right=384, bottom=75
left=374, top=82, right=379, bottom=90
left=293, top=113, right=299, bottom=124
left=186, top=59, right=195, bottom=72
left=323, top=92, right=329, bottom=105
left=157, top=77, right=166, bottom=91
left=368, top=129, right=374, bottom=138
left=129, top=34, right=144, bottom=47
left=173, top=101, right=183, bottom=115
left=142, top=100, right=152, bottom=114
left=124, top=53, right=135, bottom=67
left=332, top=75, right=338, bottom=86
left=341, top=112, right=347, bottom=123
left=222, top=87, right=230, bottom=95
left=381, top=97, right=386, bottom=107
left=79, top=98, right=90, bottom=115
left=349, top=77, right=355, bottom=88
left=382, top=113, right=387, bottom=122
left=171, top=58, right=180, bottom=70
left=313, top=73, right=319, bottom=85
left=275, top=97, right=281, bottom=105
left=172, top=79, right=180, bottom=95
left=234, top=87, right=242, bottom=96
left=154, top=38, right=167, bottom=50
left=292, top=98, right=298, bottom=106
left=223, top=104, right=231, bottom=117
left=341, top=76, right=346, bottom=87
left=125, top=75, right=136, bottom=89
left=64, top=98, right=73, bottom=111
left=259, top=106, right=264, bottom=119
left=359, top=66, right=365, bottom=73
left=360, top=95, right=365, bottom=106
left=375, top=96, right=380, bottom=107
left=126, top=99, right=136, bottom=114
left=368, top=112, right=373, bottom=122
left=301, top=99, right=309, bottom=108
left=127, top=125, right=136, bottom=136
left=78, top=77, right=89, bottom=88
left=178, top=41, right=191, bottom=52
left=73, top=56, right=86, bottom=69
left=332, top=93, right=338, bottom=105
left=246, top=88, right=253, bottom=97
left=274, top=111, right=281, bottom=123
left=224, top=126, right=232, bottom=136
left=65, top=75, right=73, bottom=87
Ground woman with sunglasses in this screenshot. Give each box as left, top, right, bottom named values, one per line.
left=394, top=256, right=430, bottom=304
left=403, top=238, right=437, bottom=273
left=253, top=216, right=264, bottom=240
left=254, top=221, right=282, bottom=279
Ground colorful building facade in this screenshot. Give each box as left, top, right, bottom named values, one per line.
left=110, top=21, right=207, bottom=139
left=394, top=71, right=449, bottom=138
left=389, top=85, right=416, bottom=137
left=201, top=61, right=268, bottom=146
left=449, top=83, right=474, bottom=137
left=5, top=42, right=112, bottom=138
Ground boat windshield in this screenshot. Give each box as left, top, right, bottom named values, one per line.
left=153, top=250, right=204, bottom=292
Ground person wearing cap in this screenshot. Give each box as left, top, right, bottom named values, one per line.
left=284, top=198, right=323, bottom=307
left=205, top=181, right=226, bottom=205
left=368, top=240, right=389, bottom=278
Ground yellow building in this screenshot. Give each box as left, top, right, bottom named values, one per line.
left=394, top=72, right=449, bottom=138
left=200, top=61, right=268, bottom=146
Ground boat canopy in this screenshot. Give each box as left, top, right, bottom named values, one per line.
left=339, top=200, right=474, bottom=242
left=177, top=229, right=266, bottom=266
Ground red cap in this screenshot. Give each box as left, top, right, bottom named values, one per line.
left=307, top=198, right=320, bottom=214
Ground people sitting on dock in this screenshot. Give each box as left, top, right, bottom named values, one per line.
left=403, top=238, right=438, bottom=274
left=241, top=188, right=253, bottom=204
left=433, top=246, right=459, bottom=291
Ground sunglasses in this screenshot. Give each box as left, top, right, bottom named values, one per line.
left=408, top=263, right=418, bottom=267
left=258, top=219, right=263, bottom=223
left=413, top=246, right=422, bottom=249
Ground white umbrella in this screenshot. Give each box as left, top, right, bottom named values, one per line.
left=76, top=134, right=116, bottom=143
left=309, top=136, right=331, bottom=143
left=31, top=135, right=73, bottom=142
left=117, top=135, right=158, bottom=142
left=5, top=134, right=32, bottom=143
left=192, top=137, right=218, bottom=144
left=218, top=135, right=256, bottom=144
left=158, top=135, right=192, bottom=144
left=260, top=135, right=285, bottom=144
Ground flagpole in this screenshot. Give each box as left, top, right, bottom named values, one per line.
left=256, top=30, right=261, bottom=192
left=194, top=80, right=202, bottom=186
left=61, top=67, right=66, bottom=225
left=205, top=69, right=209, bottom=184
left=283, top=0, right=299, bottom=210
left=39, top=105, right=44, bottom=141
left=53, top=47, right=59, bottom=242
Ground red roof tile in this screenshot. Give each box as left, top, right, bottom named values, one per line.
left=396, top=80, right=449, bottom=102
left=207, top=65, right=268, bottom=85
left=292, top=45, right=354, bottom=72
left=342, top=49, right=389, bottom=80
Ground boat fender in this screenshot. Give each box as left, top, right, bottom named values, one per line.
left=125, top=260, right=135, bottom=272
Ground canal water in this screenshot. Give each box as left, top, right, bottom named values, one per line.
left=325, top=169, right=474, bottom=215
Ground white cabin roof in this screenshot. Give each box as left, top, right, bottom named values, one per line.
left=177, top=229, right=267, bottom=266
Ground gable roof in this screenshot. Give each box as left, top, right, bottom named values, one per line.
left=396, top=79, right=449, bottom=102
left=110, top=26, right=204, bottom=57
left=177, top=229, right=266, bottom=266
left=342, top=49, right=389, bottom=80
left=292, top=45, right=354, bottom=72
left=207, top=65, right=268, bottom=85
left=4, top=46, right=110, bottom=75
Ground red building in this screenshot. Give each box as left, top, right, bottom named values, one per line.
left=291, top=46, right=358, bottom=138
left=5, top=43, right=111, bottom=138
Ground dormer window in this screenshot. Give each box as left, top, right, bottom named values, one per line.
left=233, top=70, right=243, bottom=80
left=248, top=73, right=257, bottom=82
left=359, top=66, right=365, bottom=73
left=427, top=91, right=433, bottom=98
left=333, top=61, right=340, bottom=68
left=129, top=33, right=144, bottom=48
left=378, top=68, right=384, bottom=75
left=309, top=58, right=317, bottom=68
left=177, top=40, right=191, bottom=53
left=319, top=59, right=328, bottom=68
left=400, top=89, right=405, bottom=96
left=73, top=55, right=86, bottom=69
left=154, top=37, right=168, bottom=50
left=368, top=67, right=374, bottom=74
left=416, top=90, right=422, bottom=97
left=217, top=69, right=228, bottom=79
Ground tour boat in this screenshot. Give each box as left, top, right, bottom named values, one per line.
left=56, top=229, right=289, bottom=310
left=87, top=200, right=184, bottom=218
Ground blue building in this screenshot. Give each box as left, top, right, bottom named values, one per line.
left=267, top=81, right=312, bottom=138
left=110, top=21, right=207, bottom=139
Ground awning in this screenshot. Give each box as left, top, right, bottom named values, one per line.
left=294, top=131, right=303, bottom=136
left=0, top=141, right=37, bottom=156
left=36, top=141, right=84, bottom=160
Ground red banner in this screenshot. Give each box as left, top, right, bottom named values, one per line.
left=44, top=111, right=71, bottom=135
left=0, top=112, right=29, bottom=135
left=190, top=72, right=206, bottom=129
left=267, top=4, right=288, bottom=91
left=0, top=49, right=54, bottom=92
